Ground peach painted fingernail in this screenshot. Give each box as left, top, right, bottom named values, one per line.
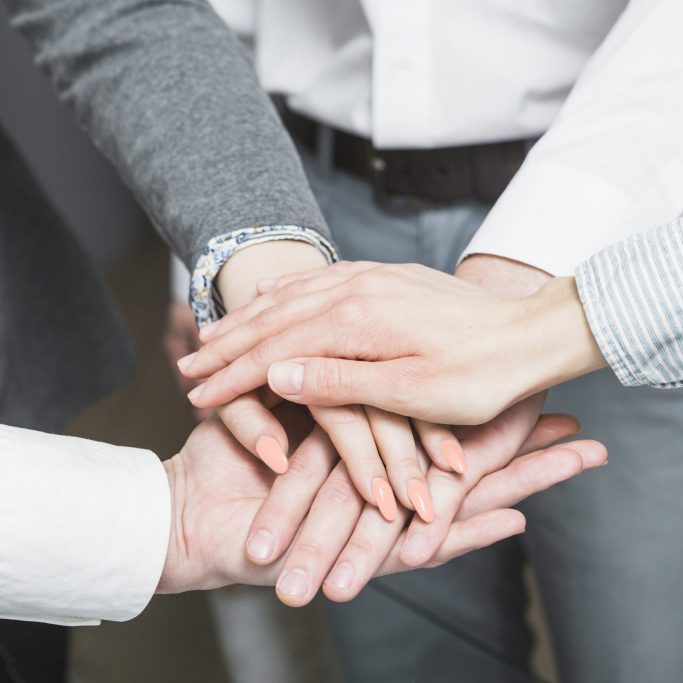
left=441, top=440, right=468, bottom=474
left=371, top=478, right=397, bottom=522
left=177, top=352, right=197, bottom=372
left=407, top=480, right=435, bottom=523
left=326, top=562, right=355, bottom=592
left=278, top=568, right=309, bottom=598
left=246, top=529, right=275, bottom=561
left=255, top=436, right=288, bottom=474
left=187, top=383, right=206, bottom=404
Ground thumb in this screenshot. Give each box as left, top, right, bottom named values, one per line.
left=267, top=357, right=416, bottom=414
left=517, top=413, right=581, bottom=456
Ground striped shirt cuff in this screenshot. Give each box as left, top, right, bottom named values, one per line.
left=575, top=219, right=683, bottom=389
left=190, top=225, right=339, bottom=326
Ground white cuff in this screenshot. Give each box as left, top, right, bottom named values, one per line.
left=0, top=426, right=170, bottom=625
left=460, top=161, right=641, bottom=276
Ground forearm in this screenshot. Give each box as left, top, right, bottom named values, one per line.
left=456, top=254, right=606, bottom=400
left=5, top=0, right=329, bottom=269
left=521, top=277, right=607, bottom=396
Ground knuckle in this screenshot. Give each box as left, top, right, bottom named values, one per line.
left=256, top=499, right=291, bottom=527
left=507, top=462, right=527, bottom=494
left=322, top=477, right=358, bottom=507
left=285, top=451, right=318, bottom=480
left=354, top=267, right=385, bottom=290
left=372, top=264, right=393, bottom=279
left=218, top=398, right=258, bottom=422
left=390, top=452, right=421, bottom=476
left=277, top=280, right=304, bottom=301
left=321, top=405, right=364, bottom=427
left=293, top=540, right=326, bottom=559
left=310, top=359, right=350, bottom=397
left=332, top=296, right=368, bottom=327
left=250, top=306, right=277, bottom=334
left=344, top=536, right=373, bottom=557
left=196, top=342, right=223, bottom=368
left=430, top=468, right=460, bottom=490
left=250, top=337, right=276, bottom=366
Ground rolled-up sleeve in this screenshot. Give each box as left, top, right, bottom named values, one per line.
left=0, top=426, right=170, bottom=626
left=575, top=220, right=683, bottom=389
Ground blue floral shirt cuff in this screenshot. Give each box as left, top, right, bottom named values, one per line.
left=190, top=225, right=339, bottom=326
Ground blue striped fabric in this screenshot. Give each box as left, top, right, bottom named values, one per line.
left=575, top=219, right=683, bottom=389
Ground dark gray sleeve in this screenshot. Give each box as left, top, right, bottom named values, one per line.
left=4, top=0, right=330, bottom=270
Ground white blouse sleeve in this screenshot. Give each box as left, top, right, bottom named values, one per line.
left=0, top=425, right=170, bottom=626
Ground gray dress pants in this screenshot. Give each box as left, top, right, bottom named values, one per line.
left=300, top=146, right=683, bottom=683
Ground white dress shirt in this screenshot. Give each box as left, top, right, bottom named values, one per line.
left=0, top=425, right=170, bottom=625
left=207, top=0, right=683, bottom=276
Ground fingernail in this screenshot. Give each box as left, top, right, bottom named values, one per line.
left=268, top=362, right=304, bottom=395
left=326, top=562, right=355, bottom=592
left=187, top=383, right=206, bottom=404
left=400, top=534, right=430, bottom=564
left=278, top=568, right=309, bottom=598
left=407, top=480, right=435, bottom=523
left=199, top=320, right=220, bottom=340
left=246, top=529, right=275, bottom=561
left=441, top=440, right=468, bottom=474
left=371, top=478, right=397, bottom=522
left=255, top=435, right=288, bottom=474
left=177, top=351, right=198, bottom=372
left=257, top=277, right=280, bottom=293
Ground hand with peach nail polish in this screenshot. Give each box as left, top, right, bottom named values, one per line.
left=242, top=404, right=606, bottom=608
left=177, top=245, right=467, bottom=524
left=177, top=239, right=464, bottom=524
left=304, top=404, right=466, bottom=523
left=156, top=399, right=606, bottom=604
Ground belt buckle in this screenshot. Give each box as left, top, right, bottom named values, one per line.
left=369, top=153, right=391, bottom=205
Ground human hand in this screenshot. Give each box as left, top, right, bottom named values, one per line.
left=180, top=261, right=605, bottom=426
left=243, top=402, right=605, bottom=606
left=163, top=300, right=213, bottom=422
left=189, top=244, right=466, bottom=522
left=156, top=409, right=606, bottom=597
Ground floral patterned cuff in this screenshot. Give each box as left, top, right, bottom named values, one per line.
left=190, top=225, right=339, bottom=326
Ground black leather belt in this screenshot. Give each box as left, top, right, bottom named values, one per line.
left=277, top=99, right=532, bottom=206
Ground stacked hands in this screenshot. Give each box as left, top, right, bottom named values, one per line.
left=166, top=252, right=607, bottom=606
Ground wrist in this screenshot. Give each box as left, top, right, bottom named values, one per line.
left=456, top=254, right=552, bottom=297
left=218, top=240, right=328, bottom=309
left=157, top=458, right=187, bottom=594
left=521, top=277, right=607, bottom=394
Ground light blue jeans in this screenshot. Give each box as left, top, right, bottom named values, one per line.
left=300, top=144, right=683, bottom=683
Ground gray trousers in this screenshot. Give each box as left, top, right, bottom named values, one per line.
left=301, top=146, right=683, bottom=683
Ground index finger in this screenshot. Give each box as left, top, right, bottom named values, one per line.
left=186, top=313, right=353, bottom=408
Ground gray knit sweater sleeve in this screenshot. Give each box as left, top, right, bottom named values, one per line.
left=4, top=0, right=331, bottom=270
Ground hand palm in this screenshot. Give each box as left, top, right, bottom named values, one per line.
left=163, top=418, right=281, bottom=592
